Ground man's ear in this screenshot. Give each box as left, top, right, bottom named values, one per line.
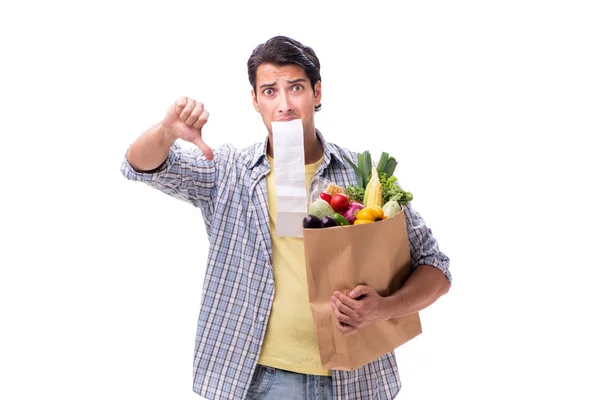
left=251, top=89, right=260, bottom=113
left=314, top=81, right=322, bottom=104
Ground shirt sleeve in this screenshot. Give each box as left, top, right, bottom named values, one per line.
left=120, top=141, right=221, bottom=217
left=404, top=203, right=452, bottom=285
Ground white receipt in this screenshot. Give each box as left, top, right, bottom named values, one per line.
left=272, top=119, right=307, bottom=237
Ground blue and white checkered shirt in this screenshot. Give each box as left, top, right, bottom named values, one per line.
left=121, top=131, right=451, bottom=399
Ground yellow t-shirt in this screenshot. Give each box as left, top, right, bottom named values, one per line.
left=257, top=154, right=330, bottom=376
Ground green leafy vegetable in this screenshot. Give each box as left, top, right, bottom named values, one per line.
left=344, top=184, right=365, bottom=203
left=344, top=151, right=413, bottom=206
left=379, top=172, right=413, bottom=206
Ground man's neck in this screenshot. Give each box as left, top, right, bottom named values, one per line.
left=303, top=135, right=324, bottom=164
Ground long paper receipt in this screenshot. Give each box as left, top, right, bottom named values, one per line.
left=272, top=119, right=307, bottom=238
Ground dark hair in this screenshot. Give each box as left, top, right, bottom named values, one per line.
left=247, top=36, right=322, bottom=112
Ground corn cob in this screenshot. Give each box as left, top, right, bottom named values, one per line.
left=364, top=167, right=383, bottom=208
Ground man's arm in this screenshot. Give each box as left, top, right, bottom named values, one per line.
left=126, top=122, right=178, bottom=172
left=384, top=264, right=449, bottom=319
left=126, top=97, right=214, bottom=172
left=331, top=203, right=451, bottom=334
left=331, top=265, right=449, bottom=334
left=121, top=97, right=218, bottom=210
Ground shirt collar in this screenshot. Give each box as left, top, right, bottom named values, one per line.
left=247, top=129, right=344, bottom=170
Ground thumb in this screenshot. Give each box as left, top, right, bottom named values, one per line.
left=192, top=136, right=215, bottom=161
left=349, top=285, right=374, bottom=299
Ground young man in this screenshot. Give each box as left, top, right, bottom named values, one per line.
left=121, top=36, right=451, bottom=400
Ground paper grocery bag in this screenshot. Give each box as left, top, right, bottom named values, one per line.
left=303, top=208, right=422, bottom=371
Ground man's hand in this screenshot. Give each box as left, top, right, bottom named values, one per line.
left=162, top=96, right=214, bottom=160
left=331, top=285, right=391, bottom=335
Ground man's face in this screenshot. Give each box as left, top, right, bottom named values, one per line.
left=252, top=63, right=322, bottom=137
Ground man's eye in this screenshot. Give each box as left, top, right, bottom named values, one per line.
left=264, top=88, right=274, bottom=95
left=292, top=85, right=302, bottom=92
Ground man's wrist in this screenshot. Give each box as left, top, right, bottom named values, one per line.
left=382, top=294, right=398, bottom=320
left=384, top=290, right=410, bottom=320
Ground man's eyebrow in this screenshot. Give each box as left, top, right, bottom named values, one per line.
left=259, top=82, right=276, bottom=89
left=259, top=78, right=308, bottom=89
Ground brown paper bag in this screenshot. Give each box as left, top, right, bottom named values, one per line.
left=303, top=208, right=422, bottom=371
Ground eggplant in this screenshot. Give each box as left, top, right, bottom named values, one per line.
left=321, top=216, right=339, bottom=228
left=303, top=215, right=323, bottom=229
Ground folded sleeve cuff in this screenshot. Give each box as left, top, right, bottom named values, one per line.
left=416, top=256, right=452, bottom=286
left=120, top=142, right=181, bottom=182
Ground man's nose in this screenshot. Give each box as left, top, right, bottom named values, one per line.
left=278, top=94, right=293, bottom=113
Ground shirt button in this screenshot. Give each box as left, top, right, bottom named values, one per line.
left=267, top=279, right=274, bottom=285
left=259, top=316, right=265, bottom=322
left=249, top=354, right=256, bottom=359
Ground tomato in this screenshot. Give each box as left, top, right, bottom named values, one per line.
left=330, top=194, right=350, bottom=213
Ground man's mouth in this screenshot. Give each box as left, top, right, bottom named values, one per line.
left=276, top=115, right=298, bottom=122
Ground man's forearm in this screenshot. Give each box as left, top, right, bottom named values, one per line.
left=126, top=122, right=177, bottom=172
left=384, top=265, right=450, bottom=320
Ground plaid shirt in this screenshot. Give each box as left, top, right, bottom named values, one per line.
left=121, top=131, right=451, bottom=399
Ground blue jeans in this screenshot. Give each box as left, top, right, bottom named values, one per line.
left=245, top=365, right=333, bottom=400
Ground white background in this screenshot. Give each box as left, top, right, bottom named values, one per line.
left=1, top=1, right=599, bottom=399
